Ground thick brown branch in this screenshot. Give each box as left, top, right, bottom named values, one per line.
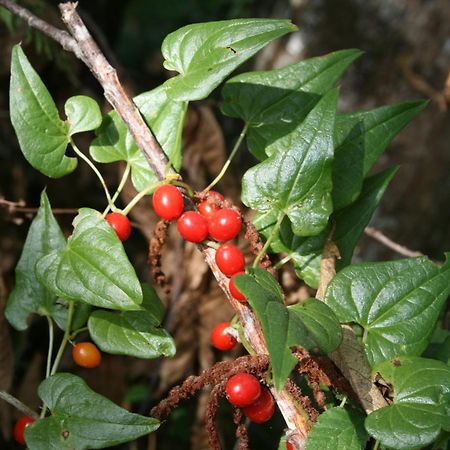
left=58, top=2, right=169, bottom=180
left=0, top=0, right=82, bottom=59
left=364, top=226, right=423, bottom=258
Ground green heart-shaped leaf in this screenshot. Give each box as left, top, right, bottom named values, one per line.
left=25, top=373, right=158, bottom=450
left=305, top=407, right=368, bottom=450
left=9, top=45, right=75, bottom=177
left=161, top=19, right=296, bottom=101
left=365, top=357, right=450, bottom=449
left=88, top=284, right=175, bottom=358
left=332, top=100, right=427, bottom=209
left=234, top=269, right=341, bottom=390
left=5, top=191, right=66, bottom=330
left=36, top=209, right=143, bottom=310
left=65, top=95, right=102, bottom=136
left=222, top=49, right=361, bottom=160
left=242, top=89, right=337, bottom=237
left=324, top=255, right=450, bottom=367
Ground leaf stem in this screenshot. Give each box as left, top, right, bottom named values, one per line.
left=274, top=253, right=293, bottom=269
left=204, top=123, right=248, bottom=192
left=122, top=181, right=160, bottom=215
left=0, top=391, right=38, bottom=419
left=70, top=138, right=113, bottom=208
left=45, top=316, right=54, bottom=379
left=50, top=300, right=75, bottom=376
left=372, top=439, right=380, bottom=450
left=103, top=162, right=131, bottom=216
left=69, top=326, right=89, bottom=341
left=339, top=395, right=348, bottom=407
left=253, top=212, right=285, bottom=268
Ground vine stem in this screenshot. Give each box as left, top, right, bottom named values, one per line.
left=70, top=139, right=113, bottom=208
left=122, top=181, right=160, bottom=215
left=253, top=212, right=285, bottom=268
left=372, top=440, right=380, bottom=450
left=204, top=123, right=248, bottom=192
left=0, top=391, right=38, bottom=419
left=50, top=300, right=75, bottom=376
left=274, top=253, right=293, bottom=269
left=103, top=162, right=131, bottom=216
left=45, top=316, right=54, bottom=379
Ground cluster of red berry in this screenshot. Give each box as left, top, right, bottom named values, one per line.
left=226, top=373, right=275, bottom=423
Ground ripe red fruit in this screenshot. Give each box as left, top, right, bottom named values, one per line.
left=198, top=191, right=224, bottom=220
left=177, top=211, right=208, bottom=242
left=14, top=416, right=35, bottom=445
left=210, top=322, right=237, bottom=351
left=215, top=244, right=245, bottom=276
left=105, top=212, right=131, bottom=241
left=152, top=184, right=184, bottom=220
left=229, top=272, right=246, bottom=302
left=242, top=386, right=275, bottom=423
left=72, top=342, right=102, bottom=368
left=286, top=441, right=294, bottom=450
left=208, top=208, right=241, bottom=242
left=225, top=373, right=261, bottom=407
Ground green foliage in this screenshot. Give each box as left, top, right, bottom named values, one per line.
left=9, top=45, right=75, bottom=177
left=222, top=49, right=361, bottom=160
left=234, top=269, right=342, bottom=391
left=65, top=96, right=102, bottom=136
left=305, top=407, right=368, bottom=450
left=36, top=209, right=143, bottom=310
left=324, top=255, right=450, bottom=367
left=242, top=90, right=337, bottom=237
left=365, top=357, right=450, bottom=449
left=5, top=191, right=66, bottom=330
left=25, top=373, right=159, bottom=450
left=88, top=284, right=175, bottom=358
left=161, top=19, right=296, bottom=101
left=90, top=86, right=187, bottom=192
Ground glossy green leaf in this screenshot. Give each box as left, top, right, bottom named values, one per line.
left=36, top=209, right=142, bottom=311
left=324, top=255, right=450, bottom=367
left=65, top=95, right=102, bottom=136
left=25, top=373, right=158, bottom=450
left=222, top=49, right=361, bottom=160
left=88, top=284, right=175, bottom=358
left=90, top=85, right=186, bottom=192
left=305, top=407, right=368, bottom=450
left=162, top=19, right=297, bottom=101
left=9, top=45, right=75, bottom=177
left=5, top=191, right=66, bottom=330
left=289, top=299, right=342, bottom=353
left=242, top=89, right=337, bottom=236
left=234, top=269, right=341, bottom=390
left=254, top=166, right=397, bottom=288
left=333, top=100, right=427, bottom=209
left=365, top=357, right=450, bottom=449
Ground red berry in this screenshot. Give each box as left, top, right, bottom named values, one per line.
left=177, top=211, right=208, bottom=243
left=72, top=342, right=102, bottom=368
left=215, top=244, right=245, bottom=276
left=152, top=185, right=184, bottom=220
left=210, top=322, right=237, bottom=351
left=14, top=416, right=35, bottom=445
left=225, top=373, right=261, bottom=407
left=229, top=272, right=246, bottom=302
left=286, top=441, right=294, bottom=450
left=198, top=191, right=224, bottom=220
left=105, top=212, right=131, bottom=241
left=208, top=208, right=241, bottom=242
left=242, top=386, right=275, bottom=423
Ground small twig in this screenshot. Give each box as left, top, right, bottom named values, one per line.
left=0, top=198, right=78, bottom=215
left=0, top=391, right=38, bottom=419
left=364, top=226, right=423, bottom=258
left=0, top=0, right=82, bottom=59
